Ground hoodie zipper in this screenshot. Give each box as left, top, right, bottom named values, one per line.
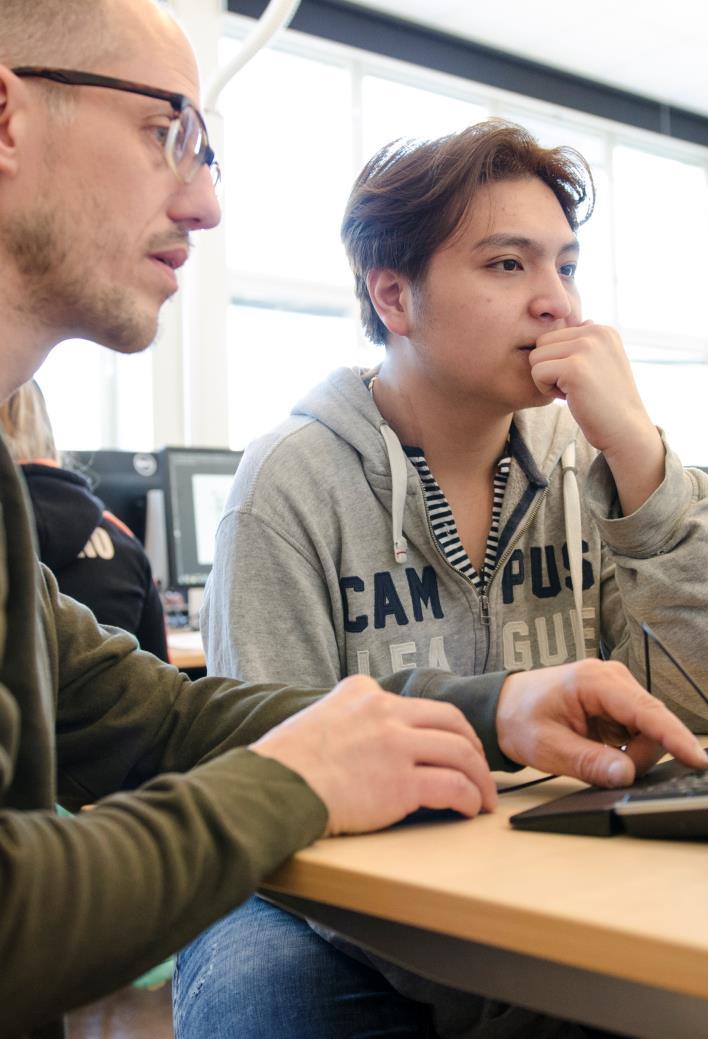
left=421, top=485, right=549, bottom=672
left=478, top=486, right=550, bottom=670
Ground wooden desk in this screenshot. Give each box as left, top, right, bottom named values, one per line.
left=262, top=770, right=708, bottom=1038
left=167, top=629, right=205, bottom=671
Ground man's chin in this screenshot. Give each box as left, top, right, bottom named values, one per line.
left=89, top=308, right=159, bottom=355
left=527, top=394, right=561, bottom=410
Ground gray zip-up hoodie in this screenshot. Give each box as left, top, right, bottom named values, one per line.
left=203, top=366, right=708, bottom=730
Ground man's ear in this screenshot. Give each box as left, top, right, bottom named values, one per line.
left=367, top=268, right=415, bottom=339
left=0, top=66, right=26, bottom=177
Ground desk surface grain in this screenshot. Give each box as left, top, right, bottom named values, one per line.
left=262, top=770, right=708, bottom=1000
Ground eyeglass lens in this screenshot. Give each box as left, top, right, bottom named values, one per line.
left=168, top=107, right=217, bottom=185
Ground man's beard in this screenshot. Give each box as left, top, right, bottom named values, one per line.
left=0, top=204, right=157, bottom=353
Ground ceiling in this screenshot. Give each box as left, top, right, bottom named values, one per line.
left=345, top=0, right=708, bottom=119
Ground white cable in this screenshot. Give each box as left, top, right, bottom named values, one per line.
left=205, top=0, right=302, bottom=111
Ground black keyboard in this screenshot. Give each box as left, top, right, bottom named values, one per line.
left=613, top=768, right=708, bottom=838
left=510, top=758, right=708, bottom=839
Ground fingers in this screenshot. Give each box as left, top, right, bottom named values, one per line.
left=411, top=766, right=485, bottom=818
left=542, top=726, right=638, bottom=788
left=404, top=730, right=497, bottom=811
left=394, top=694, right=485, bottom=755
left=572, top=662, right=708, bottom=769
left=253, top=677, right=498, bottom=835
left=621, top=732, right=667, bottom=777
left=529, top=323, right=619, bottom=393
left=497, top=661, right=707, bottom=791
left=528, top=358, right=569, bottom=399
left=534, top=320, right=604, bottom=352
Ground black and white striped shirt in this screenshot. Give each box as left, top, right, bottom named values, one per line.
left=405, top=446, right=512, bottom=594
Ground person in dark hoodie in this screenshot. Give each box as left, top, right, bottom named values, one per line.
left=0, top=380, right=169, bottom=660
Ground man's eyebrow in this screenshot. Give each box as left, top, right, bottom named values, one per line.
left=473, top=233, right=580, bottom=256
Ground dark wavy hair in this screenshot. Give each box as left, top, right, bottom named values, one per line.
left=342, top=119, right=595, bottom=344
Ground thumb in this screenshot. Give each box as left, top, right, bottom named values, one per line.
left=554, top=730, right=637, bottom=788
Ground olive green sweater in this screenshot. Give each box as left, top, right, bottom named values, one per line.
left=0, top=433, right=509, bottom=1038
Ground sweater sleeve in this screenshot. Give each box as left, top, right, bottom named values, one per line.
left=0, top=748, right=326, bottom=1036
left=0, top=569, right=331, bottom=1036
left=203, top=505, right=345, bottom=688
left=587, top=433, right=708, bottom=731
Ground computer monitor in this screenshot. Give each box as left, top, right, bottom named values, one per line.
left=66, top=447, right=242, bottom=593
left=67, top=449, right=163, bottom=543
left=161, top=447, right=242, bottom=588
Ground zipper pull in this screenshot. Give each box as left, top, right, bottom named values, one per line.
left=479, top=592, right=490, bottom=626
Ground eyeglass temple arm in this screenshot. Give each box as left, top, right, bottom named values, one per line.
left=641, top=623, right=708, bottom=708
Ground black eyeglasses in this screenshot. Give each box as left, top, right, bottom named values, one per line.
left=12, top=67, right=220, bottom=186
left=641, top=622, right=708, bottom=708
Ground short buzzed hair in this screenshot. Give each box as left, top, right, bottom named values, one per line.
left=0, top=0, right=114, bottom=69
left=342, top=119, right=594, bottom=345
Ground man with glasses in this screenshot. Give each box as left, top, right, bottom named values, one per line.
left=0, top=3, right=705, bottom=1039
left=11, top=67, right=221, bottom=187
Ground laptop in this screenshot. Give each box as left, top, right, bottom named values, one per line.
left=509, top=755, right=708, bottom=838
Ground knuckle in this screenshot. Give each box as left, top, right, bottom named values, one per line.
left=576, top=746, right=604, bottom=783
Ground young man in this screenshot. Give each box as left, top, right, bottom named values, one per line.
left=0, top=5, right=509, bottom=1035
left=189, top=123, right=708, bottom=1037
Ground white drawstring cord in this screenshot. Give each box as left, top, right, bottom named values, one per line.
left=561, top=442, right=586, bottom=659
left=380, top=423, right=409, bottom=564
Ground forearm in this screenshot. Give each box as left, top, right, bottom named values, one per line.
left=591, top=445, right=708, bottom=729
left=1, top=750, right=326, bottom=1036
left=601, top=421, right=665, bottom=517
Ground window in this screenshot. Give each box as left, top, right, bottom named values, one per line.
left=613, top=146, right=708, bottom=340
left=227, top=304, right=376, bottom=446
left=220, top=14, right=708, bottom=462
left=37, top=341, right=153, bottom=453
left=220, top=39, right=354, bottom=289
left=32, top=9, right=708, bottom=465
left=361, top=75, right=488, bottom=157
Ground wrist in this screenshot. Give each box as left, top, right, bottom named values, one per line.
left=495, top=673, right=526, bottom=765
left=602, top=424, right=665, bottom=516
left=601, top=420, right=663, bottom=472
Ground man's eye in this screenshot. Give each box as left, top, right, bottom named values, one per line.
left=560, top=262, right=577, bottom=278
left=491, top=259, right=521, bottom=272
left=150, top=125, right=170, bottom=147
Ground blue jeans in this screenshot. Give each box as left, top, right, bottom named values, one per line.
left=173, top=896, right=603, bottom=1038
left=173, top=896, right=433, bottom=1038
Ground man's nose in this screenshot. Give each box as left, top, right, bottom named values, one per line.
left=168, top=164, right=222, bottom=231
left=528, top=269, right=575, bottom=323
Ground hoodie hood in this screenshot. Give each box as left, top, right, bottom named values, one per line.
left=20, top=463, right=103, bottom=571
left=292, top=367, right=579, bottom=480
left=292, top=366, right=586, bottom=654
left=292, top=366, right=401, bottom=478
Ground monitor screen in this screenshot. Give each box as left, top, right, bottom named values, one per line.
left=162, top=448, right=242, bottom=587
